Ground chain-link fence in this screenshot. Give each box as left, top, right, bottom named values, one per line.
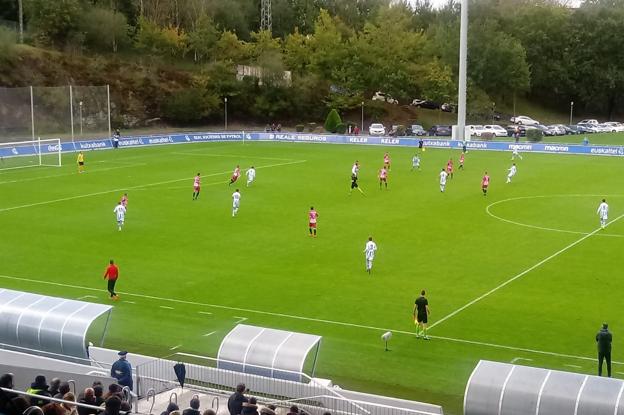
left=0, top=85, right=111, bottom=144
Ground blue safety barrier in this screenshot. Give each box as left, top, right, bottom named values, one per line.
left=1, top=131, right=623, bottom=158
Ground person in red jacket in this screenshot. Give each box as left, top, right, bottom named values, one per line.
left=104, top=260, right=119, bottom=300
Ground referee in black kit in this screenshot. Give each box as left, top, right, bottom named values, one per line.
left=596, top=323, right=612, bottom=377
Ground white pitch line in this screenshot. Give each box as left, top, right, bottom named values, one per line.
left=203, top=331, right=216, bottom=337
left=125, top=301, right=136, bottom=304
left=159, top=306, right=174, bottom=310
left=170, top=344, right=182, bottom=350
left=0, top=163, right=146, bottom=185
left=0, top=272, right=620, bottom=365
left=0, top=160, right=306, bottom=213
left=233, top=316, right=248, bottom=324
left=429, top=212, right=624, bottom=330
left=510, top=357, right=533, bottom=364
left=172, top=152, right=297, bottom=161
left=486, top=195, right=624, bottom=238
left=565, top=364, right=582, bottom=369
left=198, top=311, right=212, bottom=315
left=76, top=295, right=97, bottom=300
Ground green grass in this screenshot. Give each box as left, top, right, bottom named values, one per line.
left=1, top=142, right=623, bottom=414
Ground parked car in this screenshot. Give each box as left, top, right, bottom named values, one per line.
left=441, top=103, right=456, bottom=113
left=595, top=123, right=614, bottom=133
left=466, top=125, right=485, bottom=137
left=411, top=99, right=441, bottom=110
left=510, top=115, right=540, bottom=125
left=407, top=124, right=426, bottom=136
left=372, top=91, right=398, bottom=105
left=534, top=124, right=557, bottom=136
left=551, top=124, right=576, bottom=135
left=369, top=123, right=386, bottom=136
left=481, top=124, right=508, bottom=137
left=579, top=119, right=599, bottom=125
left=505, top=125, right=537, bottom=137
left=602, top=122, right=624, bottom=132
left=547, top=125, right=566, bottom=136
left=428, top=125, right=452, bottom=136
left=577, top=123, right=600, bottom=133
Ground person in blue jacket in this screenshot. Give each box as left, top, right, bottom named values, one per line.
left=111, top=351, right=133, bottom=390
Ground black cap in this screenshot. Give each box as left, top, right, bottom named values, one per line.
left=603, top=323, right=608, bottom=329
left=118, top=350, right=128, bottom=356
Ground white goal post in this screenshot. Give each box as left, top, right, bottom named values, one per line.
left=0, top=138, right=62, bottom=171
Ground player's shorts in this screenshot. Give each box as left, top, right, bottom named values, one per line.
left=233, top=202, right=240, bottom=208
left=380, top=177, right=387, bottom=182
left=194, top=186, right=200, bottom=192
left=309, top=222, right=317, bottom=228
left=417, top=313, right=428, bottom=324
left=231, top=175, right=239, bottom=182
left=482, top=184, right=488, bottom=189
left=78, top=162, right=84, bottom=166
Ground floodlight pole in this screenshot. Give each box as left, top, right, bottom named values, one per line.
left=456, top=0, right=468, bottom=142
left=361, top=101, right=364, bottom=132
left=224, top=97, right=228, bottom=131
left=569, top=101, right=574, bottom=125
left=30, top=86, right=35, bottom=141
left=79, top=101, right=83, bottom=135
left=69, top=86, right=75, bottom=142
left=18, top=0, right=23, bottom=43
left=107, top=85, right=112, bottom=139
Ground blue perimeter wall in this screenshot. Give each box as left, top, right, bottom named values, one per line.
left=2, top=131, right=624, bottom=158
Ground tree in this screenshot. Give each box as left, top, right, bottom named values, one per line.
left=214, top=30, right=248, bottom=63
left=26, top=0, right=82, bottom=46
left=81, top=8, right=131, bottom=52
left=188, top=14, right=218, bottom=62
left=324, top=108, right=342, bottom=132
left=162, top=88, right=220, bottom=123
left=283, top=29, right=311, bottom=74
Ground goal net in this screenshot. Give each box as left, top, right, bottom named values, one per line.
left=0, top=138, right=62, bottom=170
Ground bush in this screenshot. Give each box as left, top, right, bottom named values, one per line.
left=307, top=122, right=317, bottom=132
left=162, top=89, right=218, bottom=123
left=526, top=129, right=543, bottom=142
left=295, top=124, right=305, bottom=132
left=324, top=109, right=342, bottom=133
left=481, top=132, right=495, bottom=141
left=396, top=125, right=406, bottom=136
left=335, top=123, right=347, bottom=134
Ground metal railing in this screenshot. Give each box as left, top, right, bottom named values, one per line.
left=135, top=355, right=440, bottom=415
left=0, top=387, right=139, bottom=415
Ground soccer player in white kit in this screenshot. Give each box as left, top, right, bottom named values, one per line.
left=351, top=161, right=359, bottom=177
left=439, top=168, right=448, bottom=192
left=597, top=199, right=609, bottom=229
left=363, top=236, right=378, bottom=274
left=232, top=189, right=241, bottom=217
left=412, top=154, right=420, bottom=171
left=512, top=147, right=523, bottom=160
left=113, top=202, right=126, bottom=231
left=506, top=163, right=517, bottom=183
left=246, top=166, right=256, bottom=187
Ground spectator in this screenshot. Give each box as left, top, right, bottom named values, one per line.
left=103, top=396, right=121, bottom=415
left=48, top=379, right=61, bottom=398
left=227, top=383, right=248, bottom=415
left=597, top=322, right=613, bottom=377
left=41, top=403, right=65, bottom=415
left=120, top=401, right=131, bottom=413
left=353, top=126, right=360, bottom=136
left=112, top=129, right=121, bottom=149
left=92, top=385, right=104, bottom=407
left=0, top=373, right=17, bottom=415
left=259, top=407, right=275, bottom=415
left=7, top=397, right=30, bottom=415
left=287, top=406, right=299, bottom=415
left=77, top=388, right=97, bottom=415
left=160, top=402, right=179, bottom=415
left=276, top=124, right=282, bottom=132
left=270, top=123, right=276, bottom=132
left=202, top=410, right=216, bottom=415
left=54, top=383, right=71, bottom=400
left=241, top=398, right=258, bottom=415
left=182, top=398, right=200, bottom=415
left=62, top=393, right=77, bottom=415
left=110, top=351, right=133, bottom=391
left=264, top=124, right=271, bottom=133
left=26, top=376, right=51, bottom=407
left=104, top=384, right=122, bottom=401
left=170, top=411, right=181, bottom=415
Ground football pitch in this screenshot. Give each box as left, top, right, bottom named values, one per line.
left=1, top=141, right=623, bottom=414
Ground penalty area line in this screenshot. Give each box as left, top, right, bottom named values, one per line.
left=430, top=212, right=624, bottom=331
left=0, top=160, right=306, bottom=213
left=0, top=273, right=618, bottom=365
